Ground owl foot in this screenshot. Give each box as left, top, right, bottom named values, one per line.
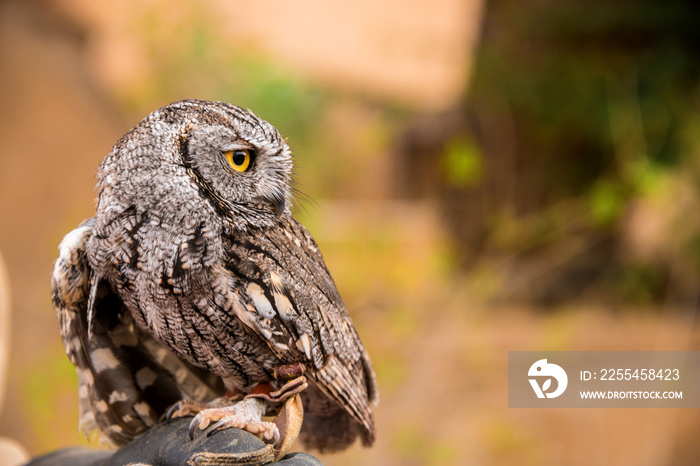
left=163, top=368, right=308, bottom=460
left=189, top=397, right=280, bottom=443
left=184, top=392, right=305, bottom=462
left=162, top=392, right=243, bottom=423
left=185, top=375, right=308, bottom=441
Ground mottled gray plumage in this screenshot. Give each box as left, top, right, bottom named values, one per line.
left=51, top=99, right=378, bottom=452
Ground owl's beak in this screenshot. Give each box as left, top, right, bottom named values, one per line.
left=271, top=197, right=286, bottom=217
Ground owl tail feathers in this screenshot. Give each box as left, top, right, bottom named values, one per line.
left=298, top=399, right=374, bottom=452
left=298, top=382, right=377, bottom=453
left=308, top=353, right=377, bottom=447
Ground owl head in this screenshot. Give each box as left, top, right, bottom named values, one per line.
left=97, top=99, right=293, bottom=228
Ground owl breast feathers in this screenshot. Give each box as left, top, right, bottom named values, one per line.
left=51, top=99, right=378, bottom=452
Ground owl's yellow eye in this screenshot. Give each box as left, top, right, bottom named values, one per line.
left=224, top=149, right=253, bottom=172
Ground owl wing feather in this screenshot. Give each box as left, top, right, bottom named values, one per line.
left=52, top=220, right=223, bottom=447
left=54, top=213, right=377, bottom=449
left=224, top=217, right=378, bottom=447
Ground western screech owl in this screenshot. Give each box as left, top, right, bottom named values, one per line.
left=51, top=99, right=378, bottom=454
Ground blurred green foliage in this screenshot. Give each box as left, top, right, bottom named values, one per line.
left=470, top=0, right=700, bottom=208
left=588, top=179, right=626, bottom=227
left=124, top=4, right=325, bottom=151
left=393, top=423, right=457, bottom=466
left=436, top=0, right=700, bottom=304
left=22, top=352, right=84, bottom=451
left=442, top=136, right=484, bottom=187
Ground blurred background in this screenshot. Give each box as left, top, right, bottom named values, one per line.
left=1, top=0, right=700, bottom=464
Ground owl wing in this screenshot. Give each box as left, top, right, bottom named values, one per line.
left=51, top=219, right=223, bottom=446
left=224, top=217, right=379, bottom=447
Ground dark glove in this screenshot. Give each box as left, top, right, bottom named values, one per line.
left=24, top=418, right=322, bottom=466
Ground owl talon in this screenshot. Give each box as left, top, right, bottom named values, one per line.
left=163, top=399, right=212, bottom=425
left=187, top=411, right=217, bottom=440
left=204, top=419, right=228, bottom=437
left=188, top=417, right=200, bottom=440
left=163, top=401, right=183, bottom=423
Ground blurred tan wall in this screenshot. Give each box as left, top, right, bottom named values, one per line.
left=210, top=0, right=482, bottom=110
left=52, top=0, right=483, bottom=111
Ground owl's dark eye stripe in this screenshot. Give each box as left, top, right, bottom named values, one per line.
left=178, top=132, right=236, bottom=219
